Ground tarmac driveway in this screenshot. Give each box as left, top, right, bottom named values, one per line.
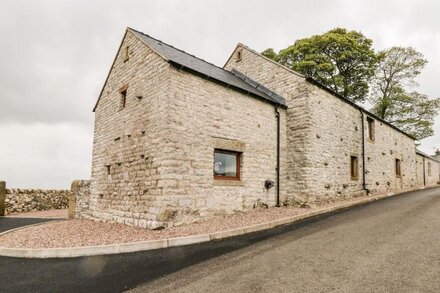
left=1, top=187, right=440, bottom=293
left=131, top=187, right=440, bottom=293
left=0, top=217, right=57, bottom=233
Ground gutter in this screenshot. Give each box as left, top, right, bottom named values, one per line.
left=275, top=106, right=281, bottom=207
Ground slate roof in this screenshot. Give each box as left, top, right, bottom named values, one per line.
left=128, top=28, right=286, bottom=107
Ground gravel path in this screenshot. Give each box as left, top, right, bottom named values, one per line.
left=0, top=195, right=372, bottom=249
left=6, top=209, right=68, bottom=219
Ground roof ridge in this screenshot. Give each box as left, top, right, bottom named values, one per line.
left=128, top=27, right=232, bottom=76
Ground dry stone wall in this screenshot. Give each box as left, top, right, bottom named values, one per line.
left=5, top=188, right=69, bottom=215
left=70, top=180, right=91, bottom=218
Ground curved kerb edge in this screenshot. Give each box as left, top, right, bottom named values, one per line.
left=0, top=188, right=432, bottom=259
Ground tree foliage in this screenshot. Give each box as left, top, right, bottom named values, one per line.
left=261, top=48, right=277, bottom=60
left=262, top=31, right=439, bottom=140
left=370, top=47, right=440, bottom=140
left=263, top=28, right=378, bottom=103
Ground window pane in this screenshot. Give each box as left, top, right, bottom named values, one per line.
left=214, top=152, right=237, bottom=177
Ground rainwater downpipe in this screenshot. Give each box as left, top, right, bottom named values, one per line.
left=275, top=106, right=281, bottom=207
left=360, top=110, right=367, bottom=192
left=423, top=157, right=426, bottom=186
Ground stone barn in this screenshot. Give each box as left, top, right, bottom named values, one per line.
left=78, top=28, right=439, bottom=228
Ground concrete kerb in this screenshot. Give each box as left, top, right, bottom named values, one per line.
left=0, top=186, right=437, bottom=259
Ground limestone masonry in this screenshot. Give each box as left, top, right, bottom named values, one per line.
left=74, top=28, right=440, bottom=229
left=0, top=185, right=69, bottom=215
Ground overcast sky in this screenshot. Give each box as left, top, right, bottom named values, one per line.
left=1, top=0, right=439, bottom=188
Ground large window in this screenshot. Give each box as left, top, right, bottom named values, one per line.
left=350, top=155, right=359, bottom=180
left=395, top=158, right=401, bottom=177
left=214, top=149, right=240, bottom=180
left=428, top=161, right=432, bottom=176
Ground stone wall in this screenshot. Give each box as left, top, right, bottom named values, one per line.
left=88, top=30, right=172, bottom=228
left=0, top=181, right=5, bottom=216
left=224, top=45, right=313, bottom=204
left=225, top=44, right=418, bottom=203
left=416, top=154, right=440, bottom=187
left=363, top=115, right=417, bottom=193
left=84, top=30, right=438, bottom=230
left=88, top=30, right=287, bottom=229
left=161, top=65, right=286, bottom=226
left=69, top=180, right=91, bottom=219
left=4, top=188, right=70, bottom=215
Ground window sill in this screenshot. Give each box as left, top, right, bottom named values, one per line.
left=213, top=180, right=245, bottom=186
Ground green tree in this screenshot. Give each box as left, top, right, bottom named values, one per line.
left=261, top=48, right=277, bottom=60
left=370, top=47, right=440, bottom=140
left=262, top=28, right=378, bottom=103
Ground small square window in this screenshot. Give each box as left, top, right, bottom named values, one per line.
left=367, top=117, right=375, bottom=142
left=214, top=149, right=241, bottom=180
left=350, top=156, right=358, bottom=180
left=395, top=159, right=401, bottom=177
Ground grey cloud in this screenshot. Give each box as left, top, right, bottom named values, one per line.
left=0, top=0, right=438, bottom=187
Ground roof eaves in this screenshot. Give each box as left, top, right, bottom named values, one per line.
left=305, top=77, right=416, bottom=140
left=416, top=149, right=440, bottom=162
left=231, top=69, right=286, bottom=106
left=169, top=61, right=286, bottom=108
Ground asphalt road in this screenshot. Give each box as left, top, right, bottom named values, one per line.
left=0, top=217, right=56, bottom=233
left=132, top=187, right=440, bottom=293
left=1, top=188, right=439, bottom=293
